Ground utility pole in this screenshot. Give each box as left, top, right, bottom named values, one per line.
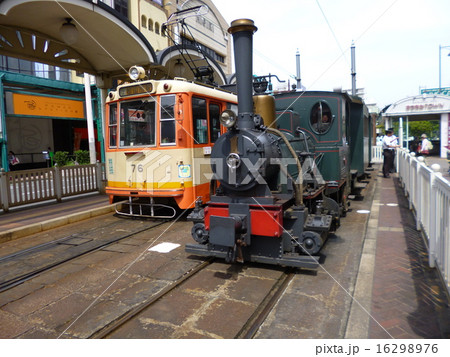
left=296, top=49, right=301, bottom=90
left=84, top=73, right=96, bottom=164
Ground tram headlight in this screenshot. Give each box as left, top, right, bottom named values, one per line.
left=128, top=66, right=146, bottom=81
left=219, top=109, right=237, bottom=128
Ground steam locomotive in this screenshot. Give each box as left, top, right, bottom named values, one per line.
left=186, top=19, right=372, bottom=269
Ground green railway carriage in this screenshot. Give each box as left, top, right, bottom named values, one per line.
left=348, top=97, right=372, bottom=181
left=273, top=90, right=372, bottom=202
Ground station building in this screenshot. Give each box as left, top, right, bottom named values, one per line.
left=0, top=0, right=231, bottom=171
left=382, top=92, right=450, bottom=158
left=0, top=70, right=102, bottom=170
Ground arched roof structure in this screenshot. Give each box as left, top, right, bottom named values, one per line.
left=383, top=94, right=450, bottom=158
left=384, top=94, right=450, bottom=119
left=158, top=44, right=227, bottom=85
left=0, top=0, right=157, bottom=80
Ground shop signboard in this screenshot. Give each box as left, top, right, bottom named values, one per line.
left=11, top=93, right=84, bottom=119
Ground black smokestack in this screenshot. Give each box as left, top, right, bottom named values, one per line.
left=228, top=19, right=257, bottom=130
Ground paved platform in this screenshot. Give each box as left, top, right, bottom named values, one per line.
left=346, top=166, right=450, bottom=339
left=0, top=193, right=114, bottom=244
left=423, top=156, right=449, bottom=179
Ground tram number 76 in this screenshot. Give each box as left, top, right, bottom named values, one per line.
left=131, top=164, right=144, bottom=173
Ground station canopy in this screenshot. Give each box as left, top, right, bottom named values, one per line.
left=0, top=0, right=157, bottom=83
left=0, top=0, right=228, bottom=87
left=384, top=94, right=450, bottom=121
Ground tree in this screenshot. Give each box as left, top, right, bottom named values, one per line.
left=408, top=121, right=439, bottom=139
left=392, top=120, right=440, bottom=139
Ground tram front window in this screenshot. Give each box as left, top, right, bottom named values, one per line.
left=160, top=95, right=176, bottom=145
left=192, top=97, right=208, bottom=144
left=119, top=99, right=156, bottom=147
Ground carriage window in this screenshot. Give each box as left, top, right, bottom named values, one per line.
left=310, top=101, right=332, bottom=134
left=160, top=95, right=176, bottom=145
left=119, top=99, right=156, bottom=147
left=192, top=97, right=208, bottom=144
left=108, top=103, right=117, bottom=148
left=209, top=103, right=221, bottom=143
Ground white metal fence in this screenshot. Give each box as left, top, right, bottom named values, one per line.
left=371, top=145, right=384, bottom=163
left=396, top=149, right=450, bottom=296
left=0, top=163, right=105, bottom=212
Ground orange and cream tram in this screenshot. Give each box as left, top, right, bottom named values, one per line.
left=105, top=66, right=237, bottom=217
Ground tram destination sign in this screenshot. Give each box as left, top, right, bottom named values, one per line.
left=119, top=83, right=153, bottom=97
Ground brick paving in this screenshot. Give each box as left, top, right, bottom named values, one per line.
left=368, top=173, right=449, bottom=338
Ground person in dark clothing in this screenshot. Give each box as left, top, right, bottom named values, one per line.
left=409, top=137, right=419, bottom=154
left=382, top=130, right=399, bottom=178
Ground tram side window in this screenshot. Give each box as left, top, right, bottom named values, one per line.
left=160, top=95, right=176, bottom=145
left=310, top=101, right=332, bottom=134
left=192, top=97, right=208, bottom=144
left=119, top=99, right=156, bottom=147
left=109, top=103, right=117, bottom=148
left=209, top=103, right=221, bottom=143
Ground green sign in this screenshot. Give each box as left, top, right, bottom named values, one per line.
left=421, top=87, right=450, bottom=96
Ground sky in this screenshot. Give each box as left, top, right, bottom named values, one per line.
left=211, top=0, right=450, bottom=109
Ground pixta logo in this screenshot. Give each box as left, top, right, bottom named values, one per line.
left=126, top=150, right=173, bottom=191
left=206, top=157, right=325, bottom=186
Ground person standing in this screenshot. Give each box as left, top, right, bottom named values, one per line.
left=43, top=147, right=53, bottom=167
left=418, top=134, right=432, bottom=156
left=382, top=130, right=399, bottom=178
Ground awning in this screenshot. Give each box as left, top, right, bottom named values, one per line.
left=0, top=0, right=157, bottom=78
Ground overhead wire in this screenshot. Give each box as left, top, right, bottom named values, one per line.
left=315, top=0, right=350, bottom=67
left=223, top=0, right=399, bottom=91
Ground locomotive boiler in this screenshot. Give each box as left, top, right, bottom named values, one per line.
left=186, top=19, right=333, bottom=268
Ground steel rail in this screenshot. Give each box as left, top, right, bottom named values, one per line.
left=0, top=220, right=167, bottom=293
left=89, top=258, right=214, bottom=339
left=235, top=269, right=296, bottom=339
left=0, top=235, right=74, bottom=262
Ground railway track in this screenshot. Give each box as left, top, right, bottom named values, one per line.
left=89, top=258, right=214, bottom=338
left=87, top=261, right=296, bottom=339
left=0, top=219, right=167, bottom=293
left=235, top=269, right=295, bottom=338
left=1, top=164, right=379, bottom=339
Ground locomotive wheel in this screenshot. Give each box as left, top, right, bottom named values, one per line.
left=299, top=231, right=323, bottom=255
left=191, top=223, right=209, bottom=244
